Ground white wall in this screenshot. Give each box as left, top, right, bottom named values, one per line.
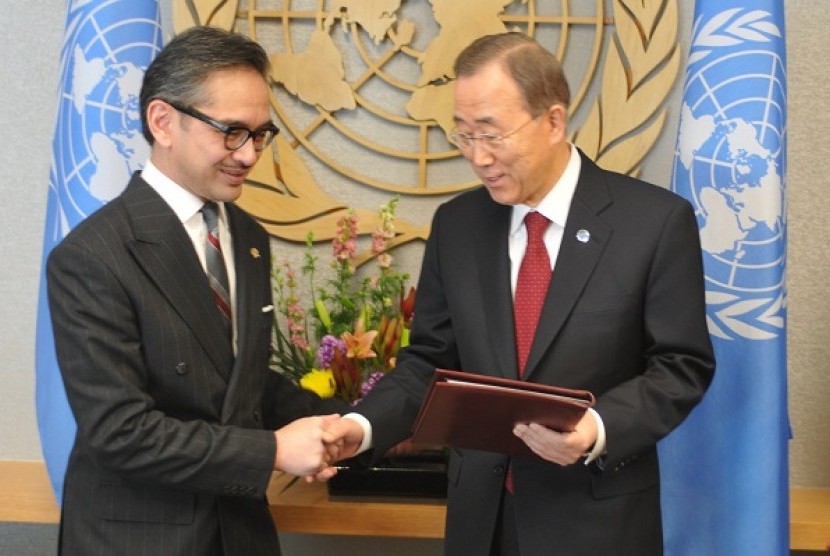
left=784, top=0, right=830, bottom=489
left=0, top=2, right=61, bottom=461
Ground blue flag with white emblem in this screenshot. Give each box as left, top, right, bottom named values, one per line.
left=36, top=0, right=163, bottom=504
left=659, top=1, right=788, bottom=554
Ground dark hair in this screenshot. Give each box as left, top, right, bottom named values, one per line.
left=139, top=26, right=271, bottom=144
left=453, top=32, right=570, bottom=118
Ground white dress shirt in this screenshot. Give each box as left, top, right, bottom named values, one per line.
left=141, top=160, right=238, bottom=352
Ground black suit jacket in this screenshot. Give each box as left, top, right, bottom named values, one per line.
left=355, top=151, right=715, bottom=556
left=47, top=174, right=342, bottom=555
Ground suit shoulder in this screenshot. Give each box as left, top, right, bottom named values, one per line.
left=55, top=197, right=130, bottom=250
left=595, top=160, right=674, bottom=196
left=578, top=152, right=678, bottom=202
left=604, top=169, right=692, bottom=212
left=46, top=200, right=132, bottom=281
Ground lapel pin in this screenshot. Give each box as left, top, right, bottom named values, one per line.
left=250, top=247, right=261, bottom=259
left=576, top=229, right=591, bottom=243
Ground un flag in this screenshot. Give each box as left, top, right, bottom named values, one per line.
left=36, top=0, right=162, bottom=504
left=660, top=2, right=789, bottom=555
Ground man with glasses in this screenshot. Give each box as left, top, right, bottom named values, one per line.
left=47, top=26, right=346, bottom=555
left=325, top=32, right=715, bottom=555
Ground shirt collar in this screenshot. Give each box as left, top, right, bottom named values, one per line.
left=141, top=160, right=223, bottom=225
left=510, top=143, right=581, bottom=235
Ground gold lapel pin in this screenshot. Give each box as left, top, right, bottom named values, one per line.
left=250, top=247, right=261, bottom=259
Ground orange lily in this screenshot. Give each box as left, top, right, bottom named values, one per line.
left=341, top=319, right=378, bottom=359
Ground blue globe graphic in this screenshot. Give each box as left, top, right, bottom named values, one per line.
left=51, top=1, right=162, bottom=230
left=673, top=49, right=786, bottom=298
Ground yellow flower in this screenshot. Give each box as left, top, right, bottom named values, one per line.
left=299, top=368, right=336, bottom=399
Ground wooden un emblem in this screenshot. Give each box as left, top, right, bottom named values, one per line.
left=173, top=1, right=679, bottom=252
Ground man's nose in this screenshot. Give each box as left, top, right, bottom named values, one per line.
left=231, top=137, right=260, bottom=166
left=467, top=141, right=495, bottom=166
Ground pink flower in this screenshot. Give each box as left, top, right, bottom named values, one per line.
left=371, top=233, right=387, bottom=254
left=332, top=237, right=355, bottom=261
left=377, top=253, right=392, bottom=269
left=285, top=299, right=307, bottom=348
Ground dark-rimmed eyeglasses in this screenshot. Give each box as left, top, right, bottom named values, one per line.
left=448, top=116, right=539, bottom=152
left=168, top=100, right=279, bottom=152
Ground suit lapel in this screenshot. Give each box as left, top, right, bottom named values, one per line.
left=523, top=153, right=613, bottom=380
left=122, top=175, right=234, bottom=380
left=474, top=201, right=518, bottom=378
left=221, top=205, right=270, bottom=419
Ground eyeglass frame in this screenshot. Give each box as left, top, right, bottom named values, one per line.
left=448, top=115, right=541, bottom=152
left=167, top=100, right=280, bottom=152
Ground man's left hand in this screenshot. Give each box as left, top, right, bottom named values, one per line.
left=513, top=411, right=597, bottom=465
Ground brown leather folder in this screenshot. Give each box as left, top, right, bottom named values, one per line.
left=411, top=369, right=596, bottom=458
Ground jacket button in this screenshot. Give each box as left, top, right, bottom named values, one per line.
left=175, top=362, right=188, bottom=375
left=493, top=465, right=505, bottom=476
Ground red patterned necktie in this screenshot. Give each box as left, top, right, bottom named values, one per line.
left=201, top=202, right=232, bottom=339
left=507, top=211, right=551, bottom=494
left=514, top=211, right=552, bottom=376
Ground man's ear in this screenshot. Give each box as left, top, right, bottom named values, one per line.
left=145, top=99, right=174, bottom=147
left=545, top=103, right=568, bottom=143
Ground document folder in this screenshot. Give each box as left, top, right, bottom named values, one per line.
left=411, top=369, right=595, bottom=458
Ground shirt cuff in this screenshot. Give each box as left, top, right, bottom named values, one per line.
left=342, top=412, right=373, bottom=455
left=583, top=407, right=606, bottom=465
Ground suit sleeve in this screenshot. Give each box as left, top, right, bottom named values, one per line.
left=594, top=199, right=715, bottom=467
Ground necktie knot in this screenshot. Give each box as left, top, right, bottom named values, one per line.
left=201, top=201, right=220, bottom=232
left=524, top=211, right=550, bottom=242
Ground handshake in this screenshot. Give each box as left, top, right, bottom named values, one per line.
left=272, top=414, right=366, bottom=481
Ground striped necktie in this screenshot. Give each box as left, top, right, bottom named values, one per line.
left=201, top=202, right=232, bottom=339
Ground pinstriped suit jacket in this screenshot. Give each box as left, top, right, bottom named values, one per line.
left=47, top=174, right=341, bottom=555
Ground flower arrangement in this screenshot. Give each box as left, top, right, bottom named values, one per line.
left=272, top=198, right=415, bottom=404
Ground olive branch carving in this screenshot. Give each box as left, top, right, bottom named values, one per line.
left=573, top=0, right=680, bottom=177
left=172, top=0, right=238, bottom=32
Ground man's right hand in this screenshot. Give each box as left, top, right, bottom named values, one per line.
left=322, top=417, right=365, bottom=464
left=273, top=414, right=340, bottom=478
